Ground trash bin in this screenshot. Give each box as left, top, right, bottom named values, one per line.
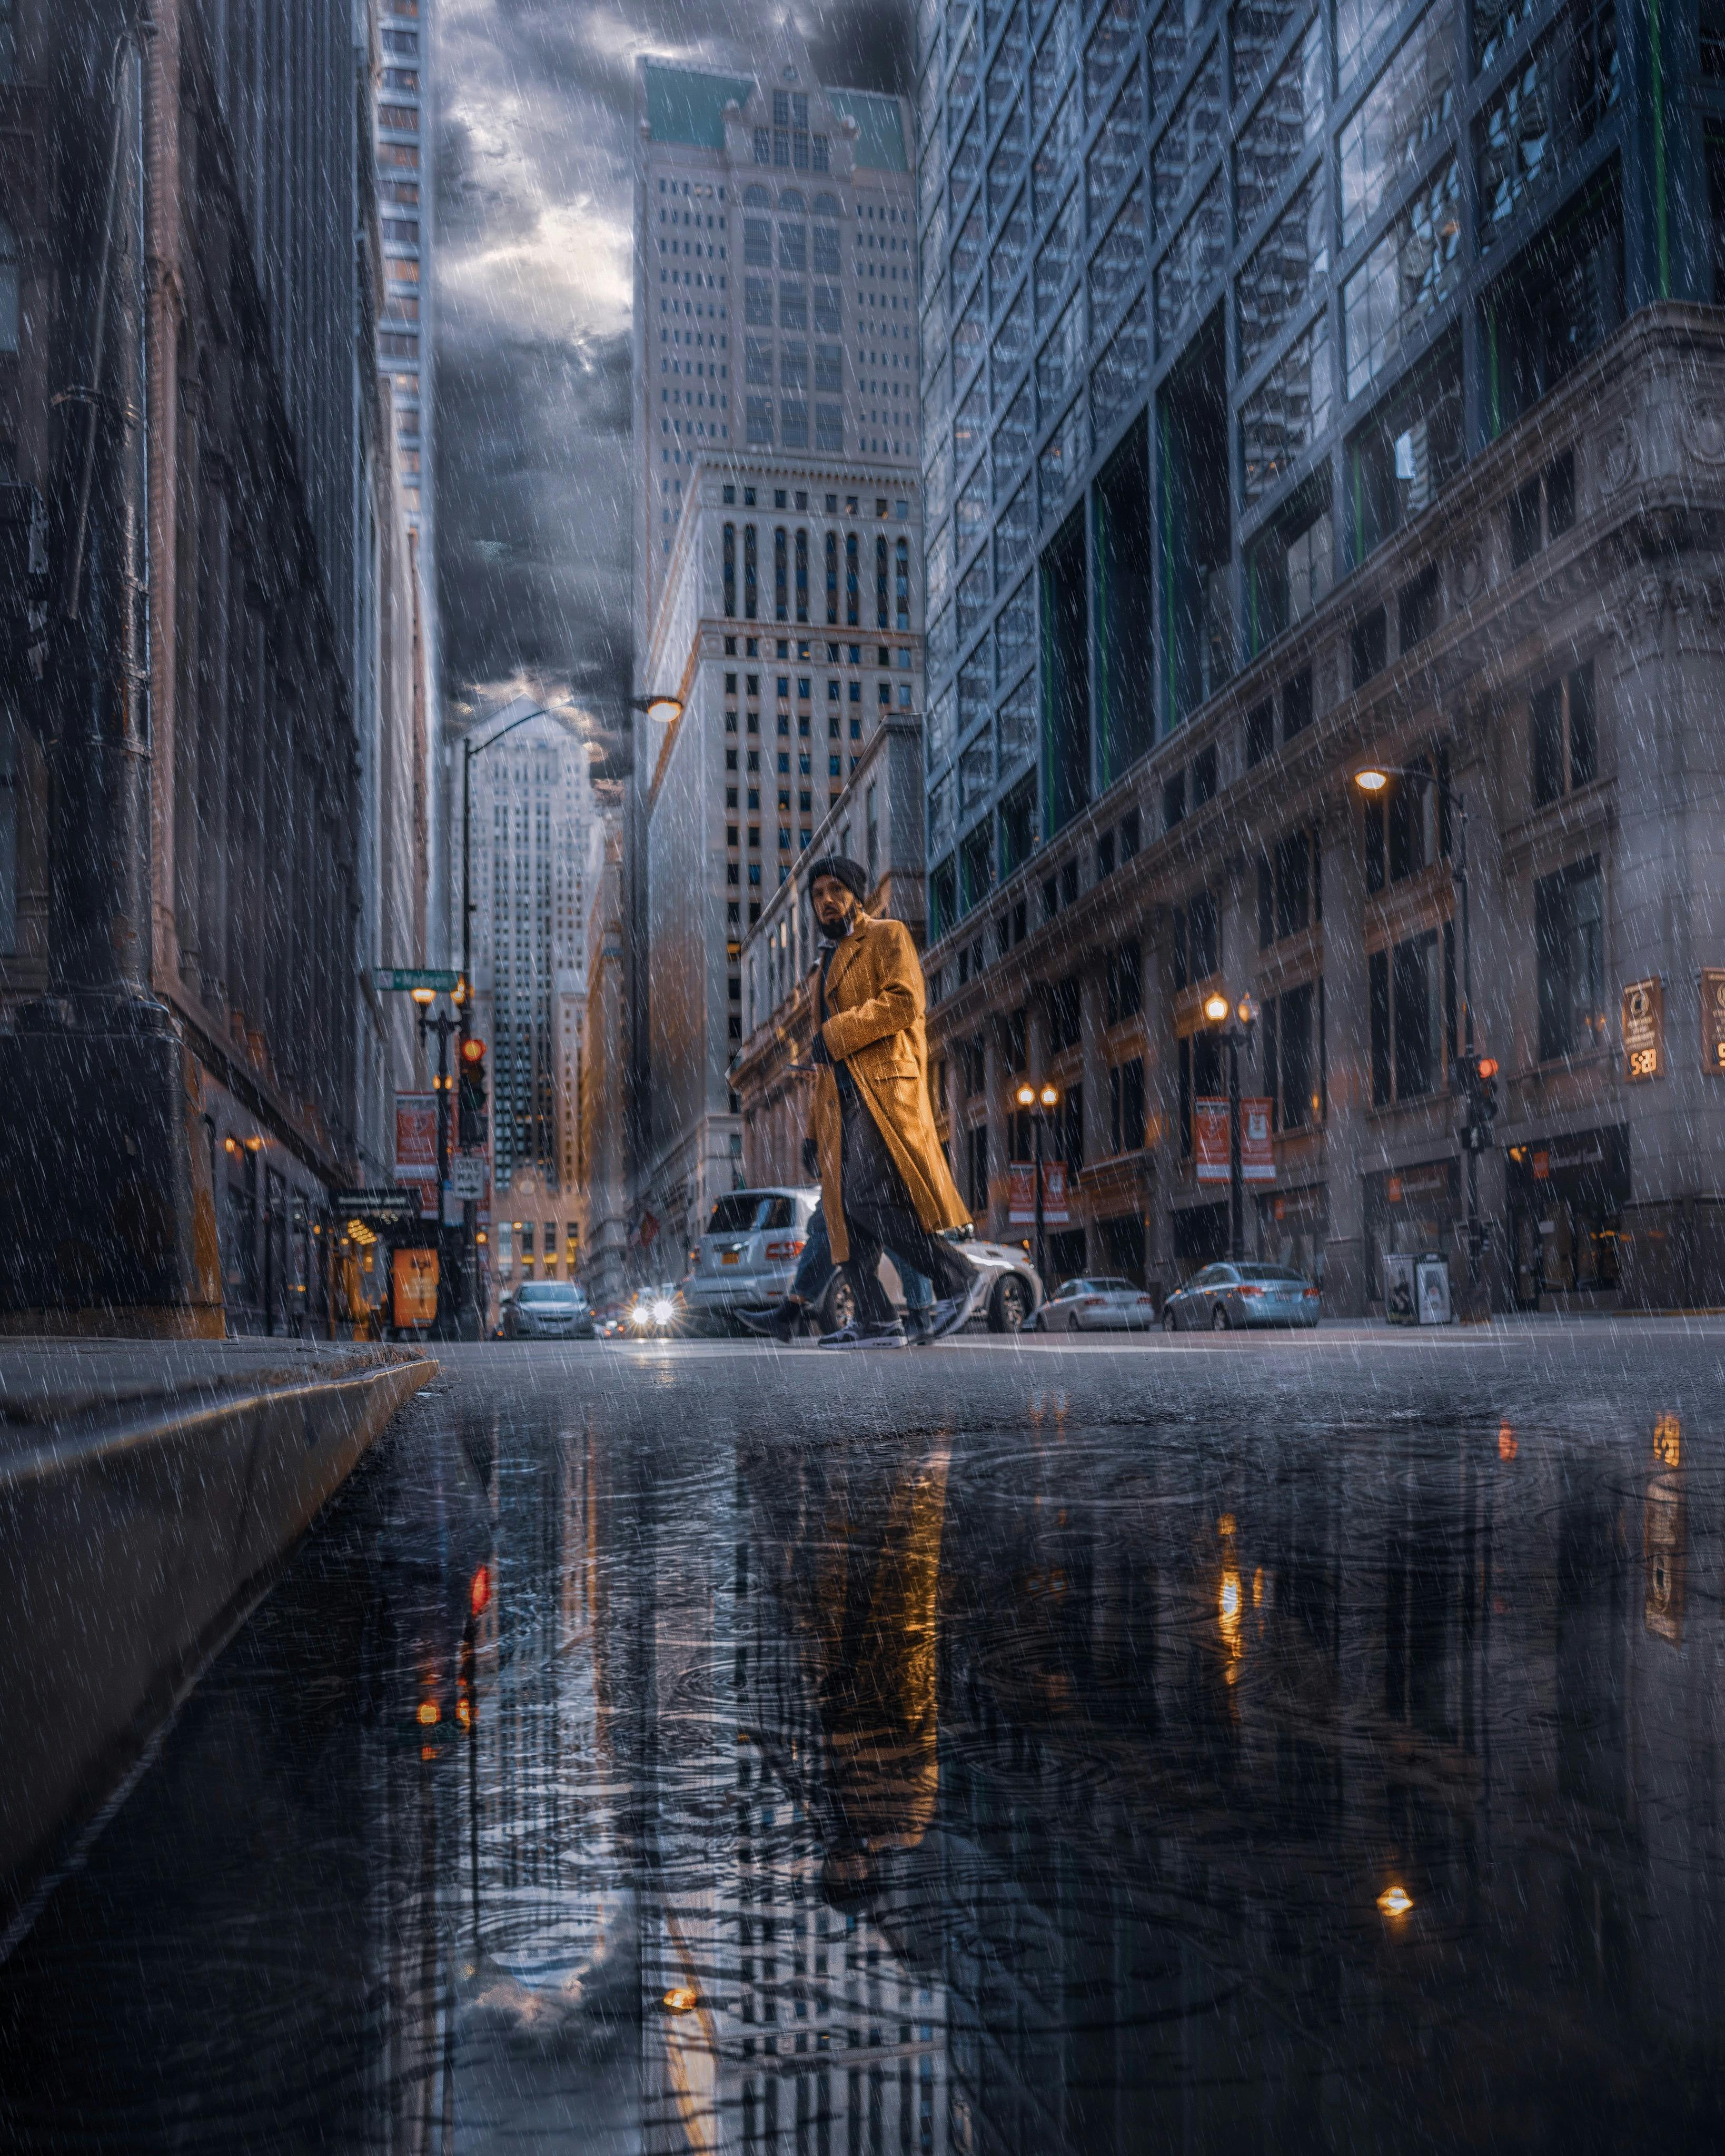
left=1415, top=1254, right=1452, bottom=1325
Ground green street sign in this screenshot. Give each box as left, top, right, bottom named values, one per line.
left=376, top=968, right=461, bottom=993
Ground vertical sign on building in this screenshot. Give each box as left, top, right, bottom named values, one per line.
left=1701, top=970, right=1725, bottom=1073
left=1621, top=977, right=1664, bottom=1081
left=1193, top=1101, right=1231, bottom=1182
left=395, top=1091, right=439, bottom=1217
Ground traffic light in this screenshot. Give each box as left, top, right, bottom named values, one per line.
left=1453, top=1052, right=1499, bottom=1149
left=458, top=1036, right=488, bottom=1149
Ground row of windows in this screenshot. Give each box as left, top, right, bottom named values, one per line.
left=722, top=526, right=911, bottom=630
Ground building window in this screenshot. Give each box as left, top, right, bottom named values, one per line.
left=1109, top=1058, right=1146, bottom=1155
left=1369, top=926, right=1455, bottom=1106
left=723, top=522, right=736, bottom=616
left=774, top=526, right=788, bottom=621
left=825, top=531, right=839, bottom=624
left=0, top=216, right=16, bottom=353
left=1261, top=980, right=1323, bottom=1131
left=1105, top=941, right=1142, bottom=1026
left=1171, top=890, right=1219, bottom=989
left=845, top=532, right=859, bottom=625
left=1531, top=661, right=1596, bottom=806
left=965, top=1124, right=989, bottom=1215
left=744, top=524, right=758, bottom=619
left=894, top=536, right=910, bottom=630
left=875, top=533, right=889, bottom=629
left=1536, top=855, right=1605, bottom=1062
left=795, top=528, right=808, bottom=622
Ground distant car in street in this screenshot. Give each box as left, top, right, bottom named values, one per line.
left=503, top=1280, right=594, bottom=1340
left=1161, top=1262, right=1322, bottom=1331
left=1034, top=1277, right=1157, bottom=1332
left=627, top=1281, right=682, bottom=1337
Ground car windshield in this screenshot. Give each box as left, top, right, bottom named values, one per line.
left=1090, top=1279, right=1135, bottom=1294
left=1054, top=1280, right=1088, bottom=1298
left=1237, top=1264, right=1304, bottom=1282
left=706, top=1193, right=794, bottom=1234
left=518, top=1283, right=581, bottom=1305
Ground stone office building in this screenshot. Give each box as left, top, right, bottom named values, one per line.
left=914, top=0, right=1725, bottom=1312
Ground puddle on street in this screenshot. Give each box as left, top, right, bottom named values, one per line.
left=3, top=1362, right=1724, bottom=2153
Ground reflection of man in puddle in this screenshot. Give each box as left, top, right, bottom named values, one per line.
left=748, top=1438, right=951, bottom=1905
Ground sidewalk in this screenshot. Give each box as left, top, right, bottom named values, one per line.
left=1, top=1338, right=437, bottom=1951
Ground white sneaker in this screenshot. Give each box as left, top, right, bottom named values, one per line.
left=818, top=1319, right=908, bottom=1349
left=921, top=1266, right=989, bottom=1343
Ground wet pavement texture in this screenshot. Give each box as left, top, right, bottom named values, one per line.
left=4, top=1326, right=1725, bottom=2153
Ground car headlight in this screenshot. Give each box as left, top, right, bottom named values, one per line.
left=652, top=1298, right=674, bottom=1323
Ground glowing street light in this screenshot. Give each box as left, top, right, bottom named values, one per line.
left=1014, top=1078, right=1063, bottom=1288
left=1376, top=1884, right=1414, bottom=1917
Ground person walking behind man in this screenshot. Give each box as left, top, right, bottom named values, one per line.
left=798, top=857, right=987, bottom=1348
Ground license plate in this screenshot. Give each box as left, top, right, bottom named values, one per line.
left=721, top=1251, right=740, bottom=1266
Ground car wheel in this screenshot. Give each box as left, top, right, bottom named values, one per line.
left=1162, top=1307, right=1178, bottom=1334
left=821, top=1275, right=856, bottom=1335
left=1211, top=1305, right=1230, bottom=1332
left=989, top=1274, right=1031, bottom=1333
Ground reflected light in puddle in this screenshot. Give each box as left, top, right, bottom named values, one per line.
left=1499, top=1424, right=1518, bottom=1460
left=1377, top=1885, right=1414, bottom=1917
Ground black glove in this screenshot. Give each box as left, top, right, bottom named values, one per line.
left=801, top=1136, right=820, bottom=1179
left=809, top=1028, right=830, bottom=1067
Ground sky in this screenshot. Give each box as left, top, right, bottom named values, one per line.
left=434, top=0, right=913, bottom=776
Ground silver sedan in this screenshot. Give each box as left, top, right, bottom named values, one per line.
left=1035, top=1277, right=1158, bottom=1332
left=1161, top=1262, right=1322, bottom=1332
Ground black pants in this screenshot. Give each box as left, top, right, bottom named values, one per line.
left=838, top=1081, right=974, bottom=1326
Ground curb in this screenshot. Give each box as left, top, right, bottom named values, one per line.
left=0, top=1354, right=437, bottom=1950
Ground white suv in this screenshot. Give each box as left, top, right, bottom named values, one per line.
left=683, top=1187, right=820, bottom=1329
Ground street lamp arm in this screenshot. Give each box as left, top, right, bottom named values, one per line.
left=465, top=707, right=547, bottom=764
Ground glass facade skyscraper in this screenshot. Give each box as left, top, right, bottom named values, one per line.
left=917, top=0, right=1684, bottom=918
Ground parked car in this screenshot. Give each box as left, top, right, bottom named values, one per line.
left=683, top=1187, right=822, bottom=1331
left=1034, top=1276, right=1157, bottom=1332
left=627, top=1281, right=682, bottom=1337
left=1161, top=1262, right=1322, bottom=1331
left=503, top=1280, right=595, bottom=1340
left=812, top=1227, right=1044, bottom=1337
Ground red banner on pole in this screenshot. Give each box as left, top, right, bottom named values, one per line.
left=1006, top=1161, right=1071, bottom=1225
left=395, top=1092, right=438, bottom=1180
left=1194, top=1100, right=1230, bottom=1182
left=1242, top=1097, right=1275, bottom=1182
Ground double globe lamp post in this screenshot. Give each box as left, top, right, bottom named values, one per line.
left=1013, top=1079, right=1062, bottom=1289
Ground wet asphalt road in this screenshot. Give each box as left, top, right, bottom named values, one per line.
left=4, top=1323, right=1725, bottom=2153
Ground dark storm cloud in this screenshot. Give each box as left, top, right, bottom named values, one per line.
left=434, top=2, right=911, bottom=774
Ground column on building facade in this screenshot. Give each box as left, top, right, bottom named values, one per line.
left=1079, top=963, right=1108, bottom=1188
left=1139, top=908, right=1175, bottom=1298
left=980, top=1013, right=1005, bottom=1235
left=1319, top=795, right=1370, bottom=1316
left=1451, top=714, right=1513, bottom=1312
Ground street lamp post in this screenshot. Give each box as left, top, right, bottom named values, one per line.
left=411, top=983, right=464, bottom=1335
left=1202, top=992, right=1257, bottom=1262
left=1014, top=1080, right=1062, bottom=1287
left=1353, top=763, right=1498, bottom=1309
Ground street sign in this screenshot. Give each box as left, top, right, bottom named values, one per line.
left=1703, top=970, right=1725, bottom=1072
left=376, top=967, right=461, bottom=993
left=449, top=1154, right=487, bottom=1200
left=1622, top=976, right=1664, bottom=1081
left=332, top=1187, right=419, bottom=1220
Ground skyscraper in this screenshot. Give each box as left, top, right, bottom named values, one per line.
left=912, top=0, right=1725, bottom=1314
left=630, top=25, right=924, bottom=1264
left=459, top=697, right=596, bottom=1298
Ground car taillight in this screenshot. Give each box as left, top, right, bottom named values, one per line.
left=764, top=1239, right=804, bottom=1259
left=1238, top=1285, right=1264, bottom=1297
left=1136, top=1296, right=1152, bottom=1305
left=1302, top=1287, right=1320, bottom=1298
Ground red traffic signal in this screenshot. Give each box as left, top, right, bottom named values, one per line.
left=461, top=1036, right=486, bottom=1065
left=1476, top=1057, right=1498, bottom=1080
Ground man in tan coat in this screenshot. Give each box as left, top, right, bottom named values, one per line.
left=801, top=856, right=987, bottom=1348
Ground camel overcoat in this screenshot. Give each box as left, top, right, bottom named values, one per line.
left=811, top=912, right=970, bottom=1264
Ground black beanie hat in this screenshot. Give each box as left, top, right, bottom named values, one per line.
left=807, top=855, right=868, bottom=902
